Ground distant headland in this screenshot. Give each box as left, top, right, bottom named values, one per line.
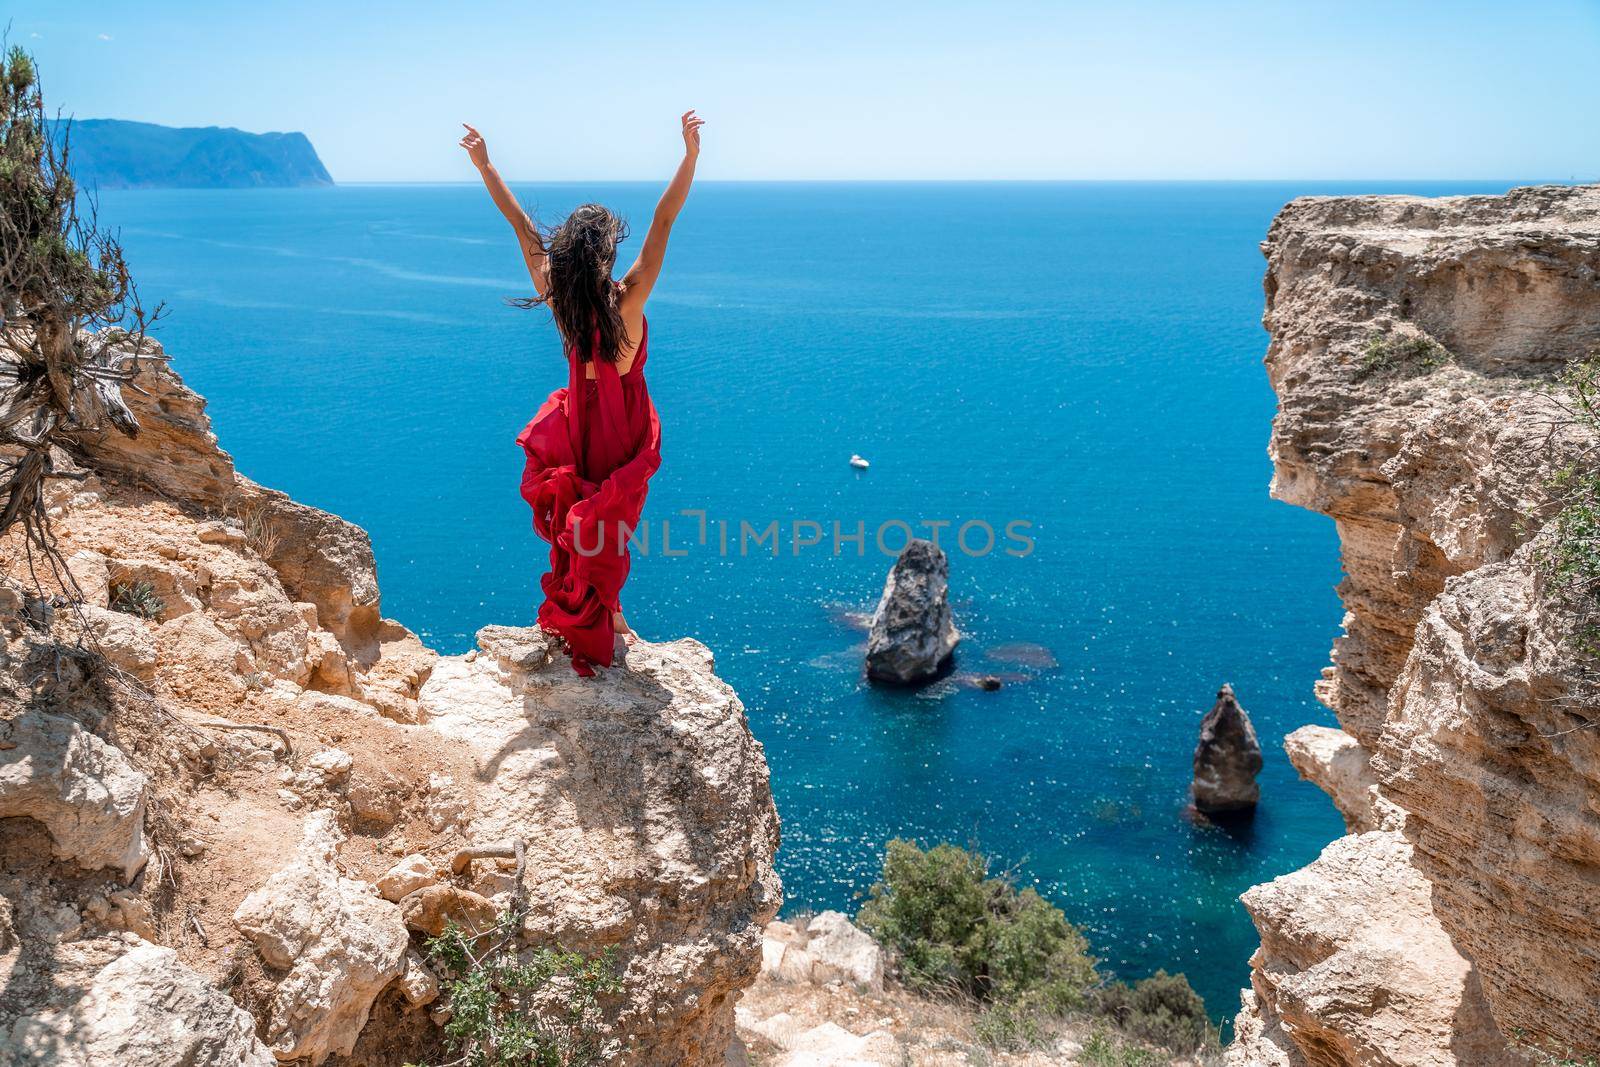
left=59, top=118, right=333, bottom=189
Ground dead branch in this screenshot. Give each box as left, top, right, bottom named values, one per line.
left=193, top=720, right=292, bottom=755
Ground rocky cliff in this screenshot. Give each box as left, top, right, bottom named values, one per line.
left=0, top=347, right=780, bottom=1065
left=1228, top=185, right=1600, bottom=1065
left=62, top=119, right=333, bottom=189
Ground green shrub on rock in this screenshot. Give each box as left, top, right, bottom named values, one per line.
left=858, top=839, right=1217, bottom=1056
left=1092, top=969, right=1215, bottom=1054
left=1080, top=1026, right=1169, bottom=1067
left=1535, top=354, right=1600, bottom=654
left=857, top=839, right=997, bottom=995
left=408, top=912, right=621, bottom=1067
left=1358, top=330, right=1452, bottom=377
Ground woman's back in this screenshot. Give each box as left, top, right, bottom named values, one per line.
left=463, top=109, right=701, bottom=675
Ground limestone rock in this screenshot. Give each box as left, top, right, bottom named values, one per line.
left=64, top=550, right=110, bottom=607
left=804, top=912, right=883, bottom=992
left=347, top=766, right=404, bottom=830
left=377, top=853, right=442, bottom=902
left=1240, top=831, right=1507, bottom=1065
left=3, top=941, right=274, bottom=1067
left=1261, top=185, right=1600, bottom=746
left=1283, top=725, right=1401, bottom=833
left=1234, top=184, right=1600, bottom=1061
left=232, top=810, right=409, bottom=1064
left=737, top=1013, right=899, bottom=1067
left=759, top=912, right=884, bottom=994
left=78, top=604, right=159, bottom=681
left=395, top=949, right=440, bottom=1009
left=864, top=539, right=959, bottom=684
left=0, top=710, right=148, bottom=882
left=1190, top=684, right=1262, bottom=814
left=419, top=626, right=782, bottom=1066
left=1374, top=546, right=1600, bottom=1051
left=1223, top=989, right=1300, bottom=1067
left=400, top=884, right=499, bottom=937
left=76, top=351, right=383, bottom=646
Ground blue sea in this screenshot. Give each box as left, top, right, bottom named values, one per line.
left=98, top=180, right=1522, bottom=1023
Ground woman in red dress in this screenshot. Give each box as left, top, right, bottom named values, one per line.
left=460, top=111, right=704, bottom=675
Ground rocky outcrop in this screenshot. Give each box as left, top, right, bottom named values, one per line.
left=4, top=939, right=275, bottom=1067
left=418, top=625, right=783, bottom=1064
left=0, top=343, right=782, bottom=1066
left=232, top=811, right=410, bottom=1064
left=865, top=539, right=960, bottom=684
left=1190, top=684, right=1262, bottom=814
left=1231, top=184, right=1600, bottom=1061
left=761, top=912, right=885, bottom=993
left=0, top=710, right=148, bottom=882
left=1229, top=831, right=1504, bottom=1067
left=738, top=916, right=1089, bottom=1066
left=1282, top=725, right=1399, bottom=833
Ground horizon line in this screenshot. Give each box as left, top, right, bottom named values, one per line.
left=313, top=176, right=1591, bottom=187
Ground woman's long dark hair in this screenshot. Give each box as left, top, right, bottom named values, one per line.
left=517, top=203, right=630, bottom=364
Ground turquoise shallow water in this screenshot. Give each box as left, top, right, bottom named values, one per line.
left=97, top=180, right=1520, bottom=1021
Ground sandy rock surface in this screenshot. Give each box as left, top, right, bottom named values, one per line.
left=232, top=811, right=410, bottom=1063
left=3, top=939, right=274, bottom=1067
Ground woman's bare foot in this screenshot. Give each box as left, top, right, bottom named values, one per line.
left=612, top=610, right=636, bottom=646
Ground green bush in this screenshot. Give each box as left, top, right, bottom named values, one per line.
left=1093, top=970, right=1216, bottom=1054
left=411, top=912, right=621, bottom=1067
left=1359, top=330, right=1452, bottom=377
left=857, top=839, right=997, bottom=995
left=857, top=839, right=1097, bottom=1011
left=1535, top=354, right=1600, bottom=653
left=858, top=840, right=1215, bottom=1055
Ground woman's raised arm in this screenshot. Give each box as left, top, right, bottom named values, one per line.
left=460, top=123, right=549, bottom=298
left=621, top=110, right=705, bottom=309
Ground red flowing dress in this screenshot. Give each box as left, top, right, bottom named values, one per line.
left=516, top=318, right=661, bottom=676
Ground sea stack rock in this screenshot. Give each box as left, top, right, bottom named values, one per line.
left=865, top=539, right=960, bottom=684
left=1191, top=683, right=1263, bottom=814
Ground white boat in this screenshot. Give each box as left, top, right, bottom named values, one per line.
left=849, top=454, right=870, bottom=470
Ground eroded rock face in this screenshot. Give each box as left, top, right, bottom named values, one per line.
left=75, top=350, right=384, bottom=648
left=1190, top=684, right=1262, bottom=814
left=3, top=939, right=274, bottom=1067
left=233, top=811, right=410, bottom=1064
left=1375, top=546, right=1600, bottom=1051
left=419, top=626, right=783, bottom=1066
left=0, top=709, right=148, bottom=882
left=865, top=539, right=960, bottom=684
left=1235, top=831, right=1505, bottom=1066
left=1282, top=725, right=1401, bottom=834
left=1233, top=184, right=1600, bottom=1061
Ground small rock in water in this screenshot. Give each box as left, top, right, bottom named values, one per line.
left=849, top=453, right=870, bottom=469
left=1191, top=683, right=1263, bottom=814
left=975, top=675, right=1003, bottom=691
left=865, top=539, right=960, bottom=685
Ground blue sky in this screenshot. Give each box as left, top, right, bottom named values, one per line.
left=8, top=1, right=1599, bottom=181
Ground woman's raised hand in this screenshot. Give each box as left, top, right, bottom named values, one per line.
left=459, top=124, right=490, bottom=169
left=681, top=110, right=705, bottom=159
